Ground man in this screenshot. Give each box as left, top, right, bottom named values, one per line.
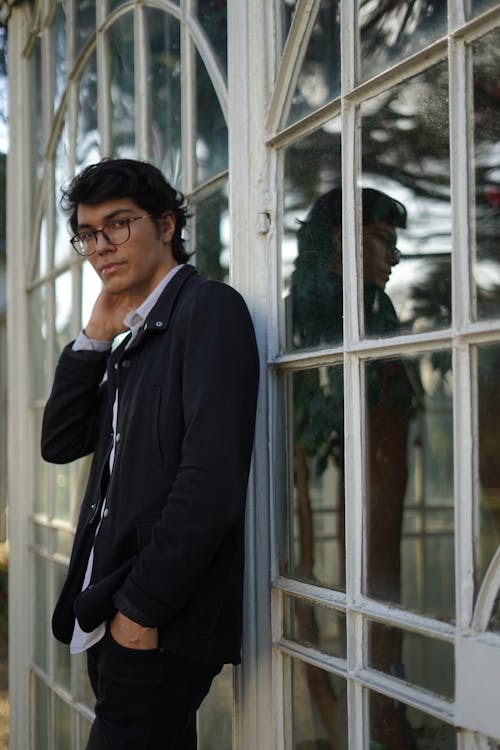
left=41, top=158, right=259, bottom=750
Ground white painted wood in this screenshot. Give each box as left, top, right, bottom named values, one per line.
left=227, top=0, right=274, bottom=747
left=266, top=0, right=320, bottom=133
left=7, top=7, right=37, bottom=749
left=456, top=636, right=500, bottom=740
left=472, top=547, right=500, bottom=633
left=135, top=3, right=148, bottom=160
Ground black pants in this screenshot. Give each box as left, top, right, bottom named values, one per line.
left=86, top=626, right=222, bottom=750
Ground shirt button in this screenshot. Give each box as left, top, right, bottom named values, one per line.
left=114, top=363, right=119, bottom=370
left=103, top=508, right=109, bottom=519
left=115, top=433, right=121, bottom=443
left=122, top=359, right=131, bottom=368
left=155, top=321, right=163, bottom=327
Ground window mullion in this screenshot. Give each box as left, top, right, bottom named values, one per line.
left=181, top=22, right=196, bottom=194
left=450, top=39, right=473, bottom=330
left=96, top=5, right=110, bottom=156
left=135, top=4, right=147, bottom=160
left=454, top=341, right=476, bottom=631
left=450, top=0, right=467, bottom=28
left=449, top=35, right=475, bottom=631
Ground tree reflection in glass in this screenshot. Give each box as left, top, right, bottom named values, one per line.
left=194, top=0, right=227, bottom=74
left=107, top=14, right=136, bottom=157
left=284, top=365, right=345, bottom=592
left=77, top=51, right=100, bottom=172
left=192, top=187, right=229, bottom=282
left=359, top=0, right=447, bottom=82
left=286, top=0, right=340, bottom=127
left=469, top=0, right=500, bottom=16
left=145, top=9, right=182, bottom=185
left=361, top=61, right=452, bottom=338
left=473, top=28, right=500, bottom=321
left=195, top=50, right=228, bottom=184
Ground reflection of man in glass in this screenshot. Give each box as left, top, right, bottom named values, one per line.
left=292, top=188, right=418, bottom=749
left=292, top=187, right=407, bottom=348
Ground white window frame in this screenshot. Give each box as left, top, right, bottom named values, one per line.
left=5, top=0, right=500, bottom=748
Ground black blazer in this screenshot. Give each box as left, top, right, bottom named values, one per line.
left=41, top=266, right=259, bottom=665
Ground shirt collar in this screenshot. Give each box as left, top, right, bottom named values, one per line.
left=123, top=264, right=185, bottom=336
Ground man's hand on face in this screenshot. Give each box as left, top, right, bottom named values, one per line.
left=110, top=611, right=158, bottom=650
left=85, top=289, right=134, bottom=342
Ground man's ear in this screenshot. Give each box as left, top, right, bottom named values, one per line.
left=159, top=211, right=176, bottom=243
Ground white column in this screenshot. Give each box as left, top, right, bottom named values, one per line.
left=227, top=1, right=275, bottom=748
left=7, top=3, right=36, bottom=749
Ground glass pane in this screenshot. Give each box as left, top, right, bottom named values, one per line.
left=277, top=0, right=299, bottom=56
left=283, top=594, right=347, bottom=660
left=367, top=620, right=454, bottom=699
left=32, top=674, right=49, bottom=750
left=33, top=522, right=49, bottom=552
left=368, top=687, right=456, bottom=750
left=52, top=527, right=73, bottom=559
left=365, top=352, right=455, bottom=621
left=108, top=14, right=135, bottom=157
left=195, top=0, right=227, bottom=74
left=198, top=664, right=232, bottom=750
left=54, top=272, right=72, bottom=362
left=34, top=37, right=44, bottom=183
left=361, top=62, right=451, bottom=340
left=281, top=366, right=345, bottom=592
left=469, top=0, right=500, bottom=16
left=489, top=593, right=500, bottom=634
left=196, top=50, right=227, bottom=183
left=33, top=554, right=48, bottom=671
left=285, top=655, right=347, bottom=749
left=77, top=51, right=100, bottom=171
left=75, top=652, right=94, bottom=708
left=53, top=563, right=71, bottom=692
left=79, top=715, right=92, bottom=748
left=282, top=118, right=342, bottom=352
left=29, top=284, right=49, bottom=400
left=286, top=0, right=341, bottom=127
left=144, top=9, right=182, bottom=185
left=51, top=0, right=67, bottom=112
left=472, top=29, right=500, bottom=320
left=55, top=463, right=72, bottom=522
left=54, top=638, right=71, bottom=693
left=75, top=0, right=96, bottom=59
left=34, top=408, right=49, bottom=516
left=33, top=211, right=49, bottom=282
left=54, top=122, right=72, bottom=266
left=109, top=0, right=128, bottom=11
left=193, top=186, right=229, bottom=282
left=53, top=692, right=72, bottom=750
left=359, top=0, right=447, bottom=82
left=81, top=261, right=102, bottom=329
left=476, top=343, right=500, bottom=586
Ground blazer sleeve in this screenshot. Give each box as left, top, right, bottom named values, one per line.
left=114, top=281, right=259, bottom=626
left=41, top=344, right=109, bottom=464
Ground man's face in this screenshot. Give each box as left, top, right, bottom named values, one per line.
left=77, top=198, right=177, bottom=305
left=362, top=219, right=400, bottom=289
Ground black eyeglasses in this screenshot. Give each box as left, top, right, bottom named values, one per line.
left=70, top=215, right=152, bottom=256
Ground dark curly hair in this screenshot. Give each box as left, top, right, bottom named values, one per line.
left=61, top=158, right=190, bottom=264
left=296, top=187, right=407, bottom=272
